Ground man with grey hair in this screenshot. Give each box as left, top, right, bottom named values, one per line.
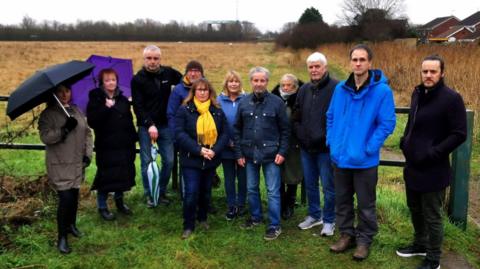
left=131, top=45, right=182, bottom=207
left=292, top=52, right=338, bottom=236
left=234, top=66, right=290, bottom=241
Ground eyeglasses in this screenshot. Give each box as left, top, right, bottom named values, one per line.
left=196, top=88, right=209, bottom=92
left=145, top=56, right=160, bottom=60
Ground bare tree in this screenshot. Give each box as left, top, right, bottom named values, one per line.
left=340, top=0, right=406, bottom=25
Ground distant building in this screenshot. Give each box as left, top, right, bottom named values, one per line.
left=418, top=11, right=480, bottom=43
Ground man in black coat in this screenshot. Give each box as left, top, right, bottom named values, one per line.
left=396, top=54, right=467, bottom=269
left=292, top=52, right=338, bottom=235
left=131, top=45, right=182, bottom=207
left=234, top=66, right=290, bottom=241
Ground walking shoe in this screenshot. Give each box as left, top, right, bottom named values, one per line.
left=353, top=244, right=370, bottom=261
left=158, top=194, right=171, bottom=206
left=115, top=198, right=133, bottom=215
left=237, top=205, right=248, bottom=216
left=320, top=223, right=335, bottom=236
left=298, top=216, right=323, bottom=230
left=181, top=229, right=193, bottom=240
left=330, top=233, right=355, bottom=253
left=264, top=227, right=282, bottom=241
left=98, top=208, right=115, bottom=221
left=396, top=245, right=427, bottom=257
left=146, top=196, right=155, bottom=208
left=240, top=217, right=262, bottom=229
left=417, top=259, right=440, bottom=269
left=225, top=206, right=238, bottom=220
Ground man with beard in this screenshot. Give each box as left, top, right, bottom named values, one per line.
left=396, top=54, right=467, bottom=269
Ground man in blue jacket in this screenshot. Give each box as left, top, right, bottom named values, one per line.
left=234, top=66, right=290, bottom=241
left=327, top=44, right=396, bottom=260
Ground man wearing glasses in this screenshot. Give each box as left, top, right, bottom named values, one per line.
left=131, top=45, right=182, bottom=208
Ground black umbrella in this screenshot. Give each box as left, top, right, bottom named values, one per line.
left=6, top=60, right=94, bottom=120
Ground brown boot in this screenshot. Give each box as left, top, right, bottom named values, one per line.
left=353, top=244, right=369, bottom=261
left=330, top=233, right=355, bottom=253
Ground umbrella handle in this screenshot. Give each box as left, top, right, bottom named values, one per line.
left=52, top=93, right=71, bottom=117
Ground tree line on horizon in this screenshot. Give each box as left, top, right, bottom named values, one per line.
left=0, top=0, right=415, bottom=48
left=0, top=17, right=262, bottom=42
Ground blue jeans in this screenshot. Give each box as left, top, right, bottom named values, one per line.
left=301, top=150, right=335, bottom=223
left=182, top=167, right=214, bottom=231
left=246, top=161, right=281, bottom=228
left=139, top=125, right=174, bottom=197
left=97, top=191, right=123, bottom=209
left=222, top=159, right=247, bottom=208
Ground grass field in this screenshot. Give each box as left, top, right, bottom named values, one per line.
left=0, top=41, right=479, bottom=269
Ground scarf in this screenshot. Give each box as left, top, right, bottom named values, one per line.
left=194, top=97, right=217, bottom=147
left=183, top=76, right=192, bottom=89
left=279, top=88, right=296, bottom=100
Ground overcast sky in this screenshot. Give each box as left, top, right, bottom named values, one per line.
left=1, top=0, right=479, bottom=33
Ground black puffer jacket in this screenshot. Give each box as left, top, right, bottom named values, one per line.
left=131, top=66, right=182, bottom=127
left=87, top=88, right=137, bottom=192
left=401, top=80, right=467, bottom=192
left=292, top=73, right=338, bottom=153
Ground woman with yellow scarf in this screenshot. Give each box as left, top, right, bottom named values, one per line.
left=175, top=78, right=229, bottom=239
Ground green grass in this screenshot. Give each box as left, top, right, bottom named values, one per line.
left=1, top=136, right=480, bottom=269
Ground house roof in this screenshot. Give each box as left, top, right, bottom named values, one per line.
left=436, top=25, right=473, bottom=38
left=462, top=29, right=480, bottom=40
left=421, top=16, right=459, bottom=29
left=460, top=11, right=480, bottom=26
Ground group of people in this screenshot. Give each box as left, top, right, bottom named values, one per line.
left=38, top=44, right=467, bottom=269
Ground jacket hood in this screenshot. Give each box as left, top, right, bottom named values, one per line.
left=339, top=69, right=388, bottom=99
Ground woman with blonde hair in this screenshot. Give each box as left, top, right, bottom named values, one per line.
left=216, top=70, right=247, bottom=220
left=175, top=78, right=228, bottom=239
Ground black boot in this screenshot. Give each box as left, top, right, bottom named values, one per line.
left=67, top=189, right=83, bottom=237
left=115, top=196, right=133, bottom=215
left=57, top=190, right=73, bottom=253
left=68, top=224, right=83, bottom=238
left=57, top=235, right=71, bottom=254
left=98, top=208, right=116, bottom=221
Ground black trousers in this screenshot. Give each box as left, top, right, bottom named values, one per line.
left=280, top=183, right=297, bottom=210
left=57, top=188, right=79, bottom=236
left=334, top=166, right=378, bottom=246
left=406, top=187, right=445, bottom=262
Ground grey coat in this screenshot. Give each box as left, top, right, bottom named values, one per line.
left=38, top=104, right=93, bottom=191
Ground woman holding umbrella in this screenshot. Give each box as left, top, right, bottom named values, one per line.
left=38, top=84, right=93, bottom=254
left=86, top=68, right=137, bottom=221
left=175, top=78, right=228, bottom=239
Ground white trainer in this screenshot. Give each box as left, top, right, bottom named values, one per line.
left=298, top=216, right=323, bottom=230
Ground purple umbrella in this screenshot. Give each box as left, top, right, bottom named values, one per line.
left=71, top=55, right=133, bottom=113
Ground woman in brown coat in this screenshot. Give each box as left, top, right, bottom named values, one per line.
left=38, top=84, right=93, bottom=254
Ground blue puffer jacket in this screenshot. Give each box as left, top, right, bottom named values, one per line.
left=326, top=69, right=396, bottom=169
left=233, top=92, right=290, bottom=164
left=175, top=101, right=229, bottom=169
left=217, top=92, right=245, bottom=159
left=167, top=80, right=190, bottom=132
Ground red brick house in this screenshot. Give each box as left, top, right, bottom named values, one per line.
left=418, top=16, right=460, bottom=39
